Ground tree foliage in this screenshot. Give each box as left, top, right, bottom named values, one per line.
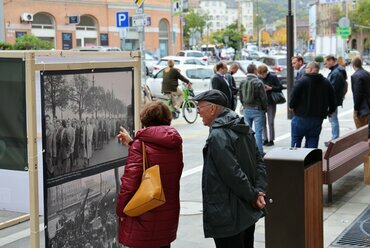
left=0, top=42, right=13, bottom=50
left=349, top=0, right=370, bottom=30
left=210, top=22, right=245, bottom=51
left=184, top=10, right=208, bottom=46
left=13, top=34, right=53, bottom=50
left=44, top=75, right=69, bottom=118
left=273, top=27, right=287, bottom=45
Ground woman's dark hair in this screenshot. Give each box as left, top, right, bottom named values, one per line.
left=140, top=101, right=172, bottom=127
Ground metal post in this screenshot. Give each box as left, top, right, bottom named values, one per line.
left=287, top=0, right=294, bottom=119
left=256, top=0, right=260, bottom=49
left=0, top=0, right=5, bottom=42
left=259, top=27, right=265, bottom=49
left=171, top=0, right=175, bottom=54
left=138, top=4, right=146, bottom=83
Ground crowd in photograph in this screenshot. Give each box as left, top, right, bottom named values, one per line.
left=44, top=114, right=129, bottom=177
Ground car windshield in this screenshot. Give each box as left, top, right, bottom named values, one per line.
left=278, top=58, right=287, bottom=66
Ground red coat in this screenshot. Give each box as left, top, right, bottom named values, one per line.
left=116, top=126, right=183, bottom=248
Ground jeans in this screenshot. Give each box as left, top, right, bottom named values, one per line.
left=329, top=108, right=339, bottom=140
left=291, top=116, right=323, bottom=148
left=244, top=108, right=265, bottom=155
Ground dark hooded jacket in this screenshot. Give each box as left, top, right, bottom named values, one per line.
left=289, top=73, right=336, bottom=119
left=116, top=126, right=183, bottom=248
left=202, top=108, right=267, bottom=238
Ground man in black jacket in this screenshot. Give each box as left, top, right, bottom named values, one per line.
left=194, top=89, right=267, bottom=248
left=324, top=55, right=346, bottom=144
left=351, top=57, right=370, bottom=128
left=289, top=62, right=336, bottom=148
left=211, top=62, right=235, bottom=110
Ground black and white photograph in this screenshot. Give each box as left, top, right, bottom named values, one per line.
left=41, top=68, right=134, bottom=179
left=46, top=168, right=123, bottom=248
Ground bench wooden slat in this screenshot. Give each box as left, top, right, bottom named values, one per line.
left=324, top=125, right=368, bottom=160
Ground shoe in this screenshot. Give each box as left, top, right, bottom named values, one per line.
left=263, top=140, right=269, bottom=146
left=266, top=141, right=274, bottom=146
left=324, top=141, right=330, bottom=147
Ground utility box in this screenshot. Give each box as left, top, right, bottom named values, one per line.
left=264, top=148, right=323, bottom=248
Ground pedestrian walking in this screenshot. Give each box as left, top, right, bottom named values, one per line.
left=324, top=55, right=346, bottom=146
left=116, top=101, right=183, bottom=248
left=289, top=62, right=336, bottom=148
left=291, top=55, right=306, bottom=81
left=239, top=64, right=267, bottom=156
left=351, top=57, right=370, bottom=128
left=194, top=89, right=267, bottom=248
left=211, top=62, right=236, bottom=110
left=257, top=65, right=283, bottom=147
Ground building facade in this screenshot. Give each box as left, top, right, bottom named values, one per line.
left=198, top=0, right=253, bottom=35
left=2, top=0, right=183, bottom=56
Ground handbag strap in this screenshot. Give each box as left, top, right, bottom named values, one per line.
left=141, top=141, right=150, bottom=172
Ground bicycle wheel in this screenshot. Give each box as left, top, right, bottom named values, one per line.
left=182, top=99, right=198, bottom=124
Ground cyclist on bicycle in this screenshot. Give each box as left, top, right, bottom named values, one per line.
left=161, top=59, right=192, bottom=115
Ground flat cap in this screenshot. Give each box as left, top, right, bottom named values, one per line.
left=193, top=89, right=228, bottom=107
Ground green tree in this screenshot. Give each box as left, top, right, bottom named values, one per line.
left=13, top=34, right=53, bottom=50
left=349, top=0, right=370, bottom=31
left=211, top=22, right=245, bottom=51
left=183, top=10, right=208, bottom=46
left=0, top=42, right=13, bottom=50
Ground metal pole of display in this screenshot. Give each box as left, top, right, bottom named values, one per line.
left=137, top=4, right=146, bottom=85
left=287, top=0, right=294, bottom=119
left=0, top=0, right=5, bottom=42
left=25, top=52, right=40, bottom=248
left=171, top=1, right=175, bottom=54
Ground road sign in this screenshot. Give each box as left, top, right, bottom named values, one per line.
left=336, top=27, right=351, bottom=39
left=338, top=17, right=350, bottom=28
left=135, top=0, right=144, bottom=7
left=132, top=14, right=148, bottom=27
left=116, top=12, right=129, bottom=28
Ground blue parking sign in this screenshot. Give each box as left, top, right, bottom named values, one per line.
left=116, top=12, right=129, bottom=28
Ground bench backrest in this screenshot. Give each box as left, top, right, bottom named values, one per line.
left=324, top=125, right=368, bottom=160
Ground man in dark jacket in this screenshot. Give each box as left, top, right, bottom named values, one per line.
left=289, top=62, right=336, bottom=148
left=351, top=57, right=370, bottom=128
left=211, top=62, right=235, bottom=110
left=194, top=89, right=267, bottom=248
left=226, top=63, right=239, bottom=111
left=291, top=55, right=306, bottom=81
left=324, top=55, right=346, bottom=144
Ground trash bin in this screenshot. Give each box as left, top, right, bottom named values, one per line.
left=264, top=148, right=323, bottom=248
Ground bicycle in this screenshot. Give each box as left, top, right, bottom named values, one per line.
left=165, top=83, right=198, bottom=124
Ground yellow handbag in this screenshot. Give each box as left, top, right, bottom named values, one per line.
left=123, top=141, right=166, bottom=217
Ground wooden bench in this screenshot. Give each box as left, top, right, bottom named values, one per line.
left=323, top=125, right=369, bottom=203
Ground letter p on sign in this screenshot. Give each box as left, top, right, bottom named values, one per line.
left=116, top=12, right=129, bottom=28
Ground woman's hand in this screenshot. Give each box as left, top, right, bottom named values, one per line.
left=117, top=126, right=133, bottom=146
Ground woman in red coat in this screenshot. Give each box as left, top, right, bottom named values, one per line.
left=116, top=101, right=183, bottom=248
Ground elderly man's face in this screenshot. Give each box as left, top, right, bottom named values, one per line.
left=197, top=101, right=216, bottom=127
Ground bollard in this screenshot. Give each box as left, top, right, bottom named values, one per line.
left=264, top=148, right=323, bottom=248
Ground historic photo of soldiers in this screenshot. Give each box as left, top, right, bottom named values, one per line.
left=46, top=168, right=122, bottom=248
left=42, top=69, right=134, bottom=178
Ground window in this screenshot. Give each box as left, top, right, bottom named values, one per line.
left=187, top=52, right=203, bottom=57
left=159, top=19, right=169, bottom=57
left=76, top=15, right=97, bottom=31
left=32, top=13, right=54, bottom=29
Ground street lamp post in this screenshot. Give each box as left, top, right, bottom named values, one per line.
left=258, top=27, right=266, bottom=49
left=287, top=0, right=294, bottom=119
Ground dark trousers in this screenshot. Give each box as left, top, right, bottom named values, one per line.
left=291, top=116, right=323, bottom=148
left=213, top=224, right=255, bottom=248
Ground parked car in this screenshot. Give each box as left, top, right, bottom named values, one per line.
left=176, top=50, right=208, bottom=63
left=258, top=55, right=287, bottom=85
left=144, top=51, right=159, bottom=76
left=146, top=65, right=214, bottom=98
left=152, top=56, right=206, bottom=75
left=226, top=60, right=277, bottom=87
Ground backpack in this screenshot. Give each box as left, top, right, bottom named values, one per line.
left=241, top=78, right=257, bottom=105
